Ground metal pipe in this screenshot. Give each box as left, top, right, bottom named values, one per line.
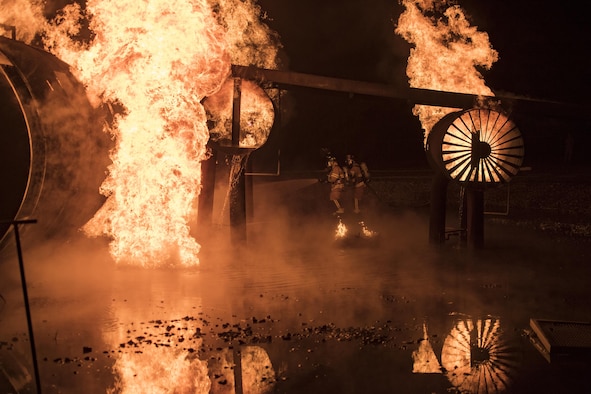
left=231, top=64, right=590, bottom=120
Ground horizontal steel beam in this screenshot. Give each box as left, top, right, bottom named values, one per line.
left=231, top=65, right=589, bottom=120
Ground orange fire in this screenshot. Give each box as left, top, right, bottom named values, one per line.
left=102, top=297, right=277, bottom=393
left=395, top=0, right=498, bottom=144
left=335, top=218, right=348, bottom=239
left=358, top=221, right=377, bottom=238
left=111, top=345, right=211, bottom=393
left=203, top=78, right=275, bottom=150
left=27, top=0, right=282, bottom=267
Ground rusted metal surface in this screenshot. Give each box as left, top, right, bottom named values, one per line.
left=530, top=319, right=591, bottom=362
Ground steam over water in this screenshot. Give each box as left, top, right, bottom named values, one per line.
left=2, top=182, right=591, bottom=393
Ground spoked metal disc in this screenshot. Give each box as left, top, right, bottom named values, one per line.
left=427, top=108, right=525, bottom=184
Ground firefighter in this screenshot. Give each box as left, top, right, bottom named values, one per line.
left=344, top=154, right=370, bottom=214
left=326, top=156, right=346, bottom=214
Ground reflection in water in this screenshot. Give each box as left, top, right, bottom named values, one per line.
left=102, top=298, right=276, bottom=394
left=109, top=344, right=211, bottom=393
left=108, top=340, right=276, bottom=394
left=241, top=346, right=276, bottom=394
left=441, top=318, right=520, bottom=393
left=412, top=323, right=442, bottom=373
left=208, top=346, right=276, bottom=394
left=104, top=297, right=211, bottom=393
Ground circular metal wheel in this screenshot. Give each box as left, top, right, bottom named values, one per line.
left=427, top=108, right=525, bottom=184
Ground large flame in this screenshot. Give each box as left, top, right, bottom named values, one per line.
left=395, top=0, right=498, bottom=145
left=1, top=0, right=281, bottom=267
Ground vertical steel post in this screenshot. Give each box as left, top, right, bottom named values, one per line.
left=233, top=347, right=243, bottom=394
left=229, top=154, right=248, bottom=244
left=198, top=143, right=217, bottom=228
left=232, top=78, right=242, bottom=147
left=230, top=78, right=247, bottom=243
left=8, top=219, right=42, bottom=393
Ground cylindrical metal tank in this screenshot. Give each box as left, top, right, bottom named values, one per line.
left=0, top=36, right=111, bottom=249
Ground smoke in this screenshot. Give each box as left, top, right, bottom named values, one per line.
left=1, top=0, right=285, bottom=266
left=210, top=0, right=282, bottom=70
left=0, top=0, right=46, bottom=43
left=34, top=66, right=113, bottom=238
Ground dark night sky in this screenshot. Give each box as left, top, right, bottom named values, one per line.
left=44, top=0, right=591, bottom=170
left=257, top=0, right=590, bottom=104
left=253, top=0, right=591, bottom=171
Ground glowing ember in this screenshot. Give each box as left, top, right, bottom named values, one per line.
left=395, top=0, right=498, bottom=145
left=4, top=0, right=283, bottom=267
left=335, top=219, right=348, bottom=239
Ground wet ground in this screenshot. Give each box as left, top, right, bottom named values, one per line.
left=1, top=177, right=591, bottom=394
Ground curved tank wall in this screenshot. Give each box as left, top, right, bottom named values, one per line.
left=0, top=36, right=111, bottom=250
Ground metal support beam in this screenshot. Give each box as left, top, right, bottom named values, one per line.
left=232, top=78, right=242, bottom=147
left=229, top=78, right=248, bottom=244
left=197, top=143, right=216, bottom=228
left=231, top=65, right=589, bottom=120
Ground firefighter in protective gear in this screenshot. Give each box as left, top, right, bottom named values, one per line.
left=345, top=154, right=369, bottom=214
left=326, top=156, right=345, bottom=214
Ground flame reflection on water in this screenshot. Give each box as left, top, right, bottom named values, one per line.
left=413, top=318, right=521, bottom=393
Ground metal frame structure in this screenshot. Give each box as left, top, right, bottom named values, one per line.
left=219, top=64, right=589, bottom=244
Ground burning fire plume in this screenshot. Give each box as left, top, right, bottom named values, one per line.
left=395, top=0, right=498, bottom=145
left=2, top=0, right=281, bottom=267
